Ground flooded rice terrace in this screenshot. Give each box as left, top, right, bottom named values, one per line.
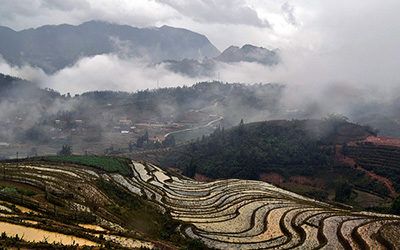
left=0, top=221, right=98, bottom=246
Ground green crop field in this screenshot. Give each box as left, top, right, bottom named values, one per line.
left=39, top=155, right=132, bottom=176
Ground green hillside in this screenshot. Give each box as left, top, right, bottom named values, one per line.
left=158, top=118, right=393, bottom=209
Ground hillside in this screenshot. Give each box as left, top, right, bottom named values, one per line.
left=343, top=136, right=400, bottom=193
left=0, top=21, right=220, bottom=73
left=0, top=79, right=284, bottom=158
left=2, top=73, right=400, bottom=160
left=0, top=74, right=58, bottom=100
left=0, top=157, right=399, bottom=249
left=153, top=118, right=400, bottom=209
left=159, top=119, right=375, bottom=176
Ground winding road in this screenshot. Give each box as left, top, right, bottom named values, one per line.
left=164, top=116, right=223, bottom=139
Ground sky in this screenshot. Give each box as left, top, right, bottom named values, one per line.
left=0, top=0, right=399, bottom=101
left=1, top=0, right=398, bottom=51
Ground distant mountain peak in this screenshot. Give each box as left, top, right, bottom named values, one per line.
left=242, top=44, right=262, bottom=51
left=163, top=43, right=280, bottom=77
left=216, top=44, right=280, bottom=65
left=80, top=20, right=109, bottom=25
left=159, top=24, right=174, bottom=29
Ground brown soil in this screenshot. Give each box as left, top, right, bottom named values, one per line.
left=259, top=173, right=284, bottom=186
left=364, top=136, right=400, bottom=147
left=194, top=173, right=213, bottom=182
left=335, top=145, right=396, bottom=197
left=349, top=136, right=400, bottom=147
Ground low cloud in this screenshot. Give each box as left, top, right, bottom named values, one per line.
left=0, top=57, right=47, bottom=82
left=2, top=50, right=398, bottom=116
left=0, top=53, right=282, bottom=95
left=0, top=0, right=177, bottom=30
left=0, top=54, right=208, bottom=94
left=42, top=55, right=198, bottom=93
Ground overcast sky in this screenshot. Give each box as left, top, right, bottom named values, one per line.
left=1, top=0, right=400, bottom=100
left=0, top=0, right=398, bottom=51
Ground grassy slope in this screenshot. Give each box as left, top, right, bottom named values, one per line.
left=38, top=155, right=132, bottom=176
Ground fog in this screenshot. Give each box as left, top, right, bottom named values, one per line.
left=0, top=53, right=278, bottom=94
left=1, top=1, right=400, bottom=138
left=1, top=47, right=399, bottom=125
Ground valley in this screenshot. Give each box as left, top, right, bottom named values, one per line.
left=1, top=5, right=400, bottom=248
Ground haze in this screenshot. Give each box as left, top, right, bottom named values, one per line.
left=0, top=0, right=400, bottom=126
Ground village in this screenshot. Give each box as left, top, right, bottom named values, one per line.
left=0, top=108, right=223, bottom=159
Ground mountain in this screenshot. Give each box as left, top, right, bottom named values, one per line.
left=0, top=21, right=279, bottom=77
left=0, top=21, right=220, bottom=73
left=162, top=58, right=217, bottom=77
left=215, top=44, right=280, bottom=65
left=163, top=44, right=280, bottom=77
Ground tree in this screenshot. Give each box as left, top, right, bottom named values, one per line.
left=136, top=131, right=150, bottom=148
left=162, top=135, right=176, bottom=147
left=144, top=130, right=149, bottom=142
left=334, top=182, right=353, bottom=202
left=58, top=145, right=72, bottom=156
left=238, top=119, right=245, bottom=135
left=136, top=136, right=145, bottom=148
left=185, top=158, right=197, bottom=178
left=391, top=196, right=400, bottom=215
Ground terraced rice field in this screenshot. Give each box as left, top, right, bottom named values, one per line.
left=126, top=162, right=400, bottom=249
left=0, top=221, right=98, bottom=246
left=1, top=160, right=400, bottom=249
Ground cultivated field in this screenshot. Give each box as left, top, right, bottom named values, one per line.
left=129, top=162, right=400, bottom=249
left=0, top=159, right=399, bottom=249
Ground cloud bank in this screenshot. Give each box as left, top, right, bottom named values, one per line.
left=0, top=0, right=400, bottom=119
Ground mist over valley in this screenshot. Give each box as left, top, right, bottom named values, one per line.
left=1, top=1, right=400, bottom=249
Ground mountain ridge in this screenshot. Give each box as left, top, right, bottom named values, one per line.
left=0, top=20, right=221, bottom=73
left=164, top=44, right=280, bottom=77
left=0, top=21, right=280, bottom=77
left=215, top=44, right=279, bottom=64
